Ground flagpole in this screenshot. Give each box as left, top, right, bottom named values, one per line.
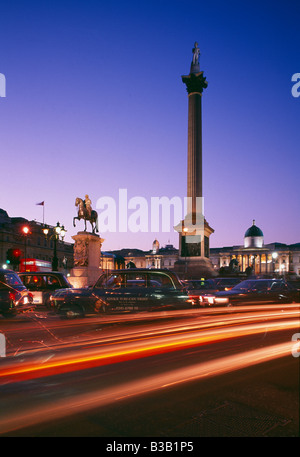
left=36, top=201, right=45, bottom=225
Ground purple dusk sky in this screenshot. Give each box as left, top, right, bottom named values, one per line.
left=0, top=0, right=299, bottom=251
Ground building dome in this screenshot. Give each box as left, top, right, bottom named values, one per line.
left=244, top=221, right=263, bottom=238
left=244, top=220, right=264, bottom=248
left=152, top=239, right=160, bottom=254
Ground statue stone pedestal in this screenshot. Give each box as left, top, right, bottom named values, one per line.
left=174, top=213, right=215, bottom=279
left=69, top=232, right=104, bottom=288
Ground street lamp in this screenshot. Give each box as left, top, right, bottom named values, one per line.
left=183, top=227, right=188, bottom=278
left=22, top=225, right=30, bottom=272
left=43, top=222, right=66, bottom=271
left=272, top=252, right=278, bottom=275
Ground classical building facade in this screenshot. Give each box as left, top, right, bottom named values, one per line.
left=103, top=240, right=179, bottom=272
left=2, top=206, right=298, bottom=279
left=101, top=222, right=300, bottom=279
left=0, top=209, right=74, bottom=272
left=210, top=220, right=300, bottom=277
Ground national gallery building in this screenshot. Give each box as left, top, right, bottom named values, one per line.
left=103, top=221, right=300, bottom=278
left=209, top=221, right=300, bottom=277
left=102, top=240, right=179, bottom=272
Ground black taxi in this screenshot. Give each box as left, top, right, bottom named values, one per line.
left=50, top=269, right=194, bottom=318
left=0, top=268, right=34, bottom=317
left=19, top=272, right=73, bottom=307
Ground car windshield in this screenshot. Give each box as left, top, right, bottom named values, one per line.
left=231, top=280, right=272, bottom=292
left=2, top=273, right=24, bottom=287
left=94, top=272, right=176, bottom=289
left=0, top=273, right=24, bottom=287
left=147, top=272, right=175, bottom=289
left=20, top=273, right=72, bottom=288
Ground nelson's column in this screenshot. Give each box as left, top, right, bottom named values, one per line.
left=174, top=43, right=214, bottom=278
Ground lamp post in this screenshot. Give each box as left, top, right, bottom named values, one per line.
left=22, top=225, right=30, bottom=272
left=183, top=227, right=188, bottom=278
left=43, top=222, right=66, bottom=271
left=272, top=252, right=278, bottom=276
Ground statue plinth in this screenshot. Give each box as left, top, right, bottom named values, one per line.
left=174, top=213, right=215, bottom=279
left=69, top=231, right=105, bottom=288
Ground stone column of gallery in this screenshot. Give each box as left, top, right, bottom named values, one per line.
left=174, top=43, right=214, bottom=279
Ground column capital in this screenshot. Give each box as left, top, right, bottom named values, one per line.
left=182, top=71, right=208, bottom=94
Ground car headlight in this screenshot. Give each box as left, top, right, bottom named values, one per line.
left=214, top=297, right=230, bottom=305
left=207, top=296, right=215, bottom=305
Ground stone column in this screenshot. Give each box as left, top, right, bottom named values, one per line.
left=182, top=61, right=207, bottom=221
left=174, top=43, right=214, bottom=279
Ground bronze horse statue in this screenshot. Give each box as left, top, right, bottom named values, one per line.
left=73, top=197, right=99, bottom=233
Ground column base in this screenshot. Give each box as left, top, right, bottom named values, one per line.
left=69, top=266, right=102, bottom=288
left=173, top=257, right=216, bottom=280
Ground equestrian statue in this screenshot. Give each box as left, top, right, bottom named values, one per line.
left=73, top=195, right=99, bottom=233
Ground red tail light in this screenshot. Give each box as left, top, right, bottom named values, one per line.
left=187, top=295, right=199, bottom=305
left=9, top=291, right=17, bottom=301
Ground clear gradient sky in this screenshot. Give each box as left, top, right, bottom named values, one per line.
left=0, top=0, right=299, bottom=251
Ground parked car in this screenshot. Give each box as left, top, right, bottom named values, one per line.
left=201, top=279, right=298, bottom=307
left=19, top=272, right=73, bottom=307
left=185, top=278, right=242, bottom=306
left=50, top=269, right=196, bottom=318
left=211, top=277, right=242, bottom=290
left=185, top=279, right=218, bottom=306
left=0, top=268, right=34, bottom=317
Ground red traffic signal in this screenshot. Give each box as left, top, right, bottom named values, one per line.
left=13, top=249, right=22, bottom=258
left=6, top=248, right=23, bottom=265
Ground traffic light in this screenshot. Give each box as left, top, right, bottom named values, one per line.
left=6, top=248, right=22, bottom=267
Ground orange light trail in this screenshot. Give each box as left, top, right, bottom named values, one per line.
left=0, top=317, right=298, bottom=383
left=0, top=340, right=296, bottom=435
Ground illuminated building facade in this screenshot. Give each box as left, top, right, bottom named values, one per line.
left=0, top=208, right=74, bottom=272
left=210, top=220, right=300, bottom=277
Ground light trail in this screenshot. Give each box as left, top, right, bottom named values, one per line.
left=0, top=340, right=296, bottom=435
left=0, top=314, right=299, bottom=383
left=0, top=306, right=298, bottom=435
left=5, top=303, right=299, bottom=358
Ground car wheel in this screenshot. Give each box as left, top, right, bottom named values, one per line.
left=60, top=303, right=85, bottom=319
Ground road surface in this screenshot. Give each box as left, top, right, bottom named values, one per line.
left=0, top=303, right=299, bottom=437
